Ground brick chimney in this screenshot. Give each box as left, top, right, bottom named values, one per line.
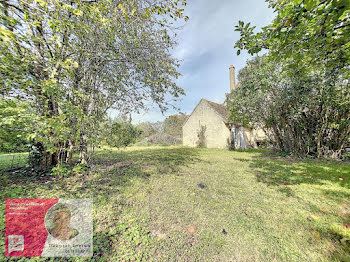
left=229, top=65, right=236, bottom=92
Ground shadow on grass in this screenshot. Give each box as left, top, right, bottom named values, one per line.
left=233, top=151, right=350, bottom=197
left=93, top=147, right=201, bottom=175
left=2, top=147, right=198, bottom=191
left=233, top=151, right=350, bottom=260
left=63, top=147, right=201, bottom=200
left=0, top=167, right=54, bottom=198
left=1, top=147, right=200, bottom=260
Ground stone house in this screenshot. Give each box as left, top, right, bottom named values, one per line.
left=182, top=65, right=266, bottom=149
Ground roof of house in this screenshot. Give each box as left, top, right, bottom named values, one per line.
left=182, top=98, right=230, bottom=127
left=203, top=99, right=229, bottom=122
left=183, top=81, right=243, bottom=127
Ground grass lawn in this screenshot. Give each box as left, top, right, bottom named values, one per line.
left=1, top=146, right=349, bottom=261
left=0, top=152, right=28, bottom=170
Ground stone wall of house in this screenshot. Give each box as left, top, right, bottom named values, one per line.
left=243, top=127, right=266, bottom=148
left=183, top=100, right=231, bottom=149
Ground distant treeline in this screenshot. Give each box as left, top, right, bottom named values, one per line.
left=0, top=100, right=187, bottom=153
left=135, top=113, right=187, bottom=145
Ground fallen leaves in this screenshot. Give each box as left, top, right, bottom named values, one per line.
left=307, top=214, right=319, bottom=221
left=341, top=204, right=348, bottom=210
left=319, top=206, right=328, bottom=212
left=150, top=230, right=167, bottom=240
left=307, top=216, right=314, bottom=222
left=338, top=212, right=350, bottom=217
left=312, top=231, right=320, bottom=238
left=338, top=205, right=350, bottom=217
left=187, top=226, right=196, bottom=234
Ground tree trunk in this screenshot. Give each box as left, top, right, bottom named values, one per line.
left=29, top=142, right=58, bottom=169
left=79, top=134, right=88, bottom=165
left=66, top=139, right=74, bottom=165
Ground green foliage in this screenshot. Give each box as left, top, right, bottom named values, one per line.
left=0, top=99, right=32, bottom=152
left=137, top=121, right=164, bottom=139
left=226, top=55, right=350, bottom=158
left=137, top=120, right=184, bottom=145
left=105, top=116, right=142, bottom=148
left=235, top=0, right=349, bottom=75
left=232, top=0, right=350, bottom=158
left=72, top=163, right=88, bottom=175
left=28, top=142, right=44, bottom=167
left=0, top=0, right=188, bottom=166
left=51, top=162, right=87, bottom=176
left=163, top=113, right=187, bottom=138
left=136, top=114, right=187, bottom=146
left=51, top=164, right=70, bottom=176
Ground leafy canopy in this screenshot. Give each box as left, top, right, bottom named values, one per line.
left=229, top=0, right=349, bottom=158
left=235, top=0, right=349, bottom=74
left=0, top=99, right=33, bottom=152
left=0, top=0, right=188, bottom=165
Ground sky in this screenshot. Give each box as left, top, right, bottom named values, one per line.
left=131, top=0, right=275, bottom=124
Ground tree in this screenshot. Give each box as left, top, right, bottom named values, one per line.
left=235, top=0, right=349, bottom=75
left=227, top=55, right=350, bottom=158
left=105, top=116, right=142, bottom=148
left=137, top=121, right=164, bottom=139
left=231, top=0, right=350, bottom=158
left=0, top=0, right=188, bottom=167
left=0, top=99, right=33, bottom=152
left=136, top=119, right=183, bottom=145
left=163, top=113, right=187, bottom=138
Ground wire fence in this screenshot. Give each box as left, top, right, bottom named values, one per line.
left=0, top=152, right=29, bottom=170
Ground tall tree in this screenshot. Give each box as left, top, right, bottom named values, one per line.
left=227, top=55, right=349, bottom=158
left=230, top=0, right=349, bottom=158
left=0, top=0, right=188, bottom=166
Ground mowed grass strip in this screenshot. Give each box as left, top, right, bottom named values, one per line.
left=0, top=146, right=349, bottom=261
left=0, top=152, right=28, bottom=170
